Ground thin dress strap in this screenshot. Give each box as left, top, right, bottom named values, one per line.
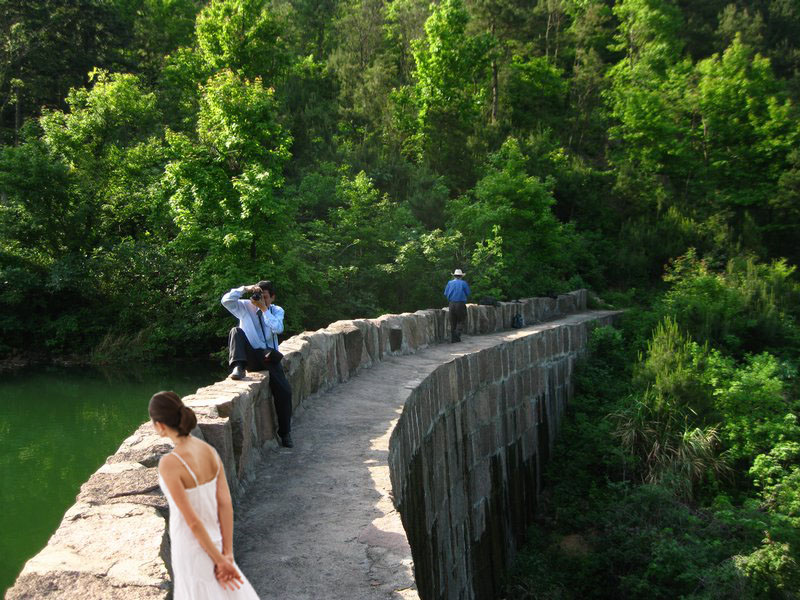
left=170, top=451, right=200, bottom=487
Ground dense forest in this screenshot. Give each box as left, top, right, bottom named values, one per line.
left=2, top=0, right=800, bottom=596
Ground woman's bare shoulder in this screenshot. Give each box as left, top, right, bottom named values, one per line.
left=157, top=451, right=181, bottom=475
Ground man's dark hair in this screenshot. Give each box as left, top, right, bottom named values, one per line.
left=257, top=280, right=276, bottom=297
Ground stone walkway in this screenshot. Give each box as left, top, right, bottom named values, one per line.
left=234, top=312, right=605, bottom=600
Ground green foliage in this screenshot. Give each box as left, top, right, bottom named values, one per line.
left=195, top=0, right=288, bottom=82
left=506, top=56, right=567, bottom=132
left=398, top=0, right=493, bottom=189
left=750, top=438, right=800, bottom=519
left=703, top=351, right=798, bottom=463
left=607, top=29, right=800, bottom=263
left=510, top=247, right=800, bottom=597
left=660, top=249, right=800, bottom=355
left=447, top=138, right=574, bottom=298
left=732, top=537, right=800, bottom=599
left=40, top=70, right=160, bottom=168
left=0, top=139, right=72, bottom=257
left=302, top=171, right=456, bottom=321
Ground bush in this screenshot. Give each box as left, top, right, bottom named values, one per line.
left=661, top=250, right=800, bottom=357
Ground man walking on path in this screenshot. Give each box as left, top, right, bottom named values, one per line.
left=444, top=269, right=470, bottom=342
left=222, top=280, right=294, bottom=448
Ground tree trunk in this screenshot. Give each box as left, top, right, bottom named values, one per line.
left=553, top=6, right=561, bottom=63
left=545, top=10, right=552, bottom=60
left=490, top=21, right=498, bottom=124
left=491, top=59, right=498, bottom=124
left=14, top=94, right=21, bottom=146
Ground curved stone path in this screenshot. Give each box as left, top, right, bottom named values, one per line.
left=233, top=311, right=611, bottom=600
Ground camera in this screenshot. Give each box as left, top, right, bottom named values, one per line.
left=251, top=289, right=263, bottom=301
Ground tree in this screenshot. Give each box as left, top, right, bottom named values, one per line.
left=162, top=69, right=298, bottom=333
left=0, top=0, right=131, bottom=143
left=398, top=0, right=493, bottom=191
left=196, top=0, right=288, bottom=83
left=448, top=137, right=571, bottom=297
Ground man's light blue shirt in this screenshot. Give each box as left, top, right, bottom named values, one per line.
left=444, top=278, right=471, bottom=302
left=221, top=286, right=284, bottom=350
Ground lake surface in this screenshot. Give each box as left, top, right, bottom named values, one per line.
left=0, top=363, right=226, bottom=594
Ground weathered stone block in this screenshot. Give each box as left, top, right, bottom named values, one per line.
left=556, top=293, right=576, bottom=315
left=389, top=326, right=403, bottom=352
left=465, top=304, right=480, bottom=335
left=77, top=463, right=164, bottom=511
left=291, top=331, right=335, bottom=396
left=253, top=384, right=276, bottom=445
left=468, top=462, right=491, bottom=506
left=401, top=313, right=425, bottom=350
left=352, top=318, right=379, bottom=367
left=522, top=299, right=535, bottom=324
left=327, top=321, right=364, bottom=376
left=470, top=499, right=487, bottom=542
left=7, top=502, right=170, bottom=600
left=477, top=350, right=490, bottom=384
left=107, top=424, right=172, bottom=468
left=195, top=415, right=236, bottom=495
left=279, top=338, right=310, bottom=403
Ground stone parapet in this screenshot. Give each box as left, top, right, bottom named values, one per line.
left=7, top=291, right=590, bottom=599
left=388, top=312, right=618, bottom=600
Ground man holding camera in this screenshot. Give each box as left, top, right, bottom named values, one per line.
left=222, top=280, right=293, bottom=447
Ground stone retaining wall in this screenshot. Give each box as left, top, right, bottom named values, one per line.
left=388, top=312, right=617, bottom=600
left=7, top=291, right=588, bottom=599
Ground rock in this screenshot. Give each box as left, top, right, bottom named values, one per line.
left=328, top=321, right=364, bottom=376
left=353, top=318, right=380, bottom=366
left=296, top=330, right=338, bottom=395
left=371, top=315, right=405, bottom=357
left=6, top=502, right=170, bottom=600
left=195, top=415, right=236, bottom=495
left=390, top=327, right=403, bottom=352
left=398, top=313, right=423, bottom=350
left=106, top=424, right=171, bottom=468
left=77, top=462, right=165, bottom=511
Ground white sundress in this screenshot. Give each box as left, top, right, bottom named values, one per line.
left=159, top=451, right=260, bottom=600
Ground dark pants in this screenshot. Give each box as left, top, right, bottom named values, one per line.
left=228, top=327, right=292, bottom=436
left=449, top=301, right=467, bottom=342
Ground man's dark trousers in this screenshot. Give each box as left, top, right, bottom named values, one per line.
left=228, top=327, right=292, bottom=437
left=449, top=301, right=467, bottom=342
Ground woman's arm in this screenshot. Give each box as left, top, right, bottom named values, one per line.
left=159, top=456, right=242, bottom=589
left=214, top=453, right=235, bottom=558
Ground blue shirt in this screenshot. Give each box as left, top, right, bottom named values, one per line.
left=444, top=278, right=471, bottom=302
left=221, top=286, right=284, bottom=350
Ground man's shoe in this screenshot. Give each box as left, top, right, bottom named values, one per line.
left=280, top=433, right=294, bottom=448
left=230, top=364, right=246, bottom=380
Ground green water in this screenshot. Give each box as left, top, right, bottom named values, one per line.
left=0, top=363, right=226, bottom=594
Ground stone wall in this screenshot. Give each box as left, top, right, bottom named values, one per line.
left=7, top=291, right=589, bottom=599
left=388, top=312, right=618, bottom=600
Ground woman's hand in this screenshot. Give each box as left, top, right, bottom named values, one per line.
left=214, top=556, right=243, bottom=591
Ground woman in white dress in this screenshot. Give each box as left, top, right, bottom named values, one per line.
left=149, top=391, right=260, bottom=599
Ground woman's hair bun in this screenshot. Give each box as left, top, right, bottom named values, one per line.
left=177, top=404, right=198, bottom=437
left=149, top=391, right=197, bottom=437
